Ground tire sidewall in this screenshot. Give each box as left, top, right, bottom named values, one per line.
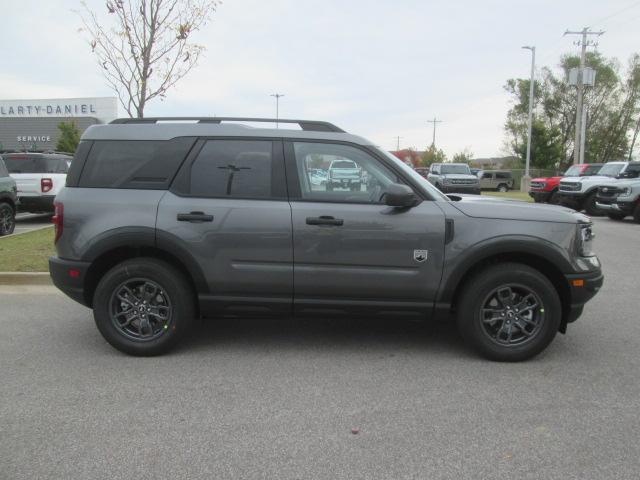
left=457, top=264, right=561, bottom=361
left=0, top=203, right=15, bottom=236
left=93, top=259, right=194, bottom=356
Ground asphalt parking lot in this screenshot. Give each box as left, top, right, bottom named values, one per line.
left=1, top=216, right=639, bottom=479
left=12, top=213, right=52, bottom=236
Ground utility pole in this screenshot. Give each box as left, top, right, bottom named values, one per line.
left=427, top=117, right=442, bottom=147
left=394, top=136, right=403, bottom=150
left=564, top=28, right=604, bottom=164
left=522, top=46, right=535, bottom=191
left=270, top=93, right=284, bottom=128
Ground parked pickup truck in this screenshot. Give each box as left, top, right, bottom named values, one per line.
left=327, top=159, right=362, bottom=191
left=3, top=152, right=73, bottom=213
left=595, top=170, right=640, bottom=223
left=529, top=163, right=602, bottom=204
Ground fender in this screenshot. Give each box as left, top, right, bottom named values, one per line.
left=81, top=226, right=209, bottom=293
left=437, top=234, right=575, bottom=305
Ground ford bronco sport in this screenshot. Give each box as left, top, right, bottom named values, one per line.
left=49, top=117, right=603, bottom=361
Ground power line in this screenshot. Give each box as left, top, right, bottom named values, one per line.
left=427, top=117, right=443, bottom=147
left=394, top=136, right=403, bottom=150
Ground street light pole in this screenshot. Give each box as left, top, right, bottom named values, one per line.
left=522, top=46, right=535, bottom=191
left=270, top=93, right=284, bottom=128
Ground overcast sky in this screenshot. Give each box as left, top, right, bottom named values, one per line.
left=1, top=0, right=639, bottom=157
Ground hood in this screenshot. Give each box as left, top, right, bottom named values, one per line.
left=531, top=176, right=562, bottom=183
left=447, top=194, right=589, bottom=223
left=561, top=175, right=616, bottom=183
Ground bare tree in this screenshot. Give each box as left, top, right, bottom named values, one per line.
left=78, top=0, right=220, bottom=118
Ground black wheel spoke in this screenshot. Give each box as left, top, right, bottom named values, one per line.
left=109, top=278, right=172, bottom=342
left=479, top=284, right=544, bottom=347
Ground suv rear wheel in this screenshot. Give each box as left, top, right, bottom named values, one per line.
left=607, top=212, right=626, bottom=221
left=456, top=262, right=561, bottom=362
left=497, top=184, right=508, bottom=193
left=0, top=202, right=15, bottom=236
left=93, top=258, right=195, bottom=356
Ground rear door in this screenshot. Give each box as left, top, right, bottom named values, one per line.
left=157, top=138, right=293, bottom=316
left=285, top=141, right=446, bottom=318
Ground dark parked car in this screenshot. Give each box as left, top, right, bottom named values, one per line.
left=0, top=156, right=18, bottom=236
left=50, top=117, right=603, bottom=361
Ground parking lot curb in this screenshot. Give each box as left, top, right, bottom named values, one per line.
left=0, top=272, right=52, bottom=286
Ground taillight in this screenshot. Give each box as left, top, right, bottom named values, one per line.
left=41, top=178, right=53, bottom=193
left=52, top=202, right=63, bottom=243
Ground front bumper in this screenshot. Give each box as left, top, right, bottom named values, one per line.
left=557, top=191, right=585, bottom=209
left=440, top=184, right=481, bottom=194
left=529, top=190, right=553, bottom=202
left=564, top=266, right=603, bottom=324
left=49, top=256, right=92, bottom=307
left=595, top=200, right=635, bottom=215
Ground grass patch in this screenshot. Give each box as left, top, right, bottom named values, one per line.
left=482, top=190, right=533, bottom=202
left=0, top=227, right=55, bottom=272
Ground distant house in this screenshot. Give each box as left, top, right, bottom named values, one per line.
left=391, top=149, right=423, bottom=167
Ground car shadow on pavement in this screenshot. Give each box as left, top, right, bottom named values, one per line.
left=178, top=315, right=471, bottom=358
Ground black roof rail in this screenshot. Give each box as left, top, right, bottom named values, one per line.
left=109, top=117, right=346, bottom=133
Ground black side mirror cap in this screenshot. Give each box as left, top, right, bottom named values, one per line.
left=383, top=183, right=420, bottom=208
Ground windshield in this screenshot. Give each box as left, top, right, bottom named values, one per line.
left=564, top=165, right=581, bottom=177
left=4, top=155, right=70, bottom=174
left=597, top=163, right=625, bottom=177
left=379, top=149, right=449, bottom=201
left=582, top=164, right=603, bottom=176
left=331, top=160, right=357, bottom=169
left=441, top=164, right=471, bottom=175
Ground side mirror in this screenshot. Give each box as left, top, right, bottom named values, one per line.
left=383, top=183, right=419, bottom=208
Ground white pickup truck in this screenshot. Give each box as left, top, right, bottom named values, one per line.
left=3, top=152, right=73, bottom=213
left=326, top=159, right=362, bottom=191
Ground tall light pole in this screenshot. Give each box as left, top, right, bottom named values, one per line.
left=522, top=46, right=535, bottom=191
left=270, top=93, right=284, bottom=128
left=427, top=117, right=442, bottom=147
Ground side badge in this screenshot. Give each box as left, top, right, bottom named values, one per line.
left=413, top=249, right=428, bottom=262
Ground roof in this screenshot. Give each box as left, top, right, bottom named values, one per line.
left=81, top=117, right=374, bottom=146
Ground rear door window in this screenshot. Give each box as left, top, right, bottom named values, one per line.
left=78, top=138, right=195, bottom=189
left=188, top=140, right=284, bottom=199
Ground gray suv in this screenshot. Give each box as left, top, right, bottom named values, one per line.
left=49, top=117, right=603, bottom=361
left=427, top=163, right=480, bottom=194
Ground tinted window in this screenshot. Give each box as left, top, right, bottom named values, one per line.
left=4, top=155, right=71, bottom=174
left=0, top=159, right=8, bottom=177
left=79, top=138, right=195, bottom=189
left=625, top=163, right=640, bottom=175
left=293, top=142, right=402, bottom=204
left=598, top=163, right=625, bottom=177
left=190, top=140, right=274, bottom=198
left=495, top=172, right=511, bottom=179
left=583, top=164, right=602, bottom=176
left=441, top=164, right=471, bottom=175
left=481, top=172, right=492, bottom=179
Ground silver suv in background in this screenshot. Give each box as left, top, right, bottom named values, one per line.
left=427, top=163, right=480, bottom=194
left=595, top=175, right=640, bottom=222
left=49, top=117, right=602, bottom=361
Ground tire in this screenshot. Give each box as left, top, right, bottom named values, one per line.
left=93, top=258, right=195, bottom=356
left=633, top=203, right=640, bottom=224
left=584, top=191, right=603, bottom=216
left=456, top=262, right=561, bottom=362
left=0, top=202, right=16, bottom=236
left=548, top=190, right=561, bottom=205
left=607, top=212, right=626, bottom=221
left=497, top=184, right=508, bottom=193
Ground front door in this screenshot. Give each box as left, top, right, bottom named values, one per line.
left=285, top=141, right=446, bottom=317
left=157, top=138, right=292, bottom=316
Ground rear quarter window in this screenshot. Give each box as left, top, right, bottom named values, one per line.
left=78, top=138, right=195, bottom=189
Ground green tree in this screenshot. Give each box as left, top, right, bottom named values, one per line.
left=504, top=51, right=640, bottom=169
left=419, top=144, right=447, bottom=167
left=56, top=121, right=81, bottom=153
left=452, top=148, right=473, bottom=163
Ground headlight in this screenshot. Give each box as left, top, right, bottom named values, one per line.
left=442, top=177, right=451, bottom=184
left=578, top=223, right=595, bottom=257
left=621, top=187, right=632, bottom=196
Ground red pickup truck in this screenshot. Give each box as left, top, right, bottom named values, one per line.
left=529, top=163, right=603, bottom=204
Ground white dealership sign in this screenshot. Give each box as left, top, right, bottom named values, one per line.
left=0, top=97, right=118, bottom=123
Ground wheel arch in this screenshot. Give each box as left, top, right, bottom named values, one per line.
left=439, top=240, right=572, bottom=330
left=80, top=228, right=208, bottom=309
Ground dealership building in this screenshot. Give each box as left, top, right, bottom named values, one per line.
left=0, top=97, right=118, bottom=151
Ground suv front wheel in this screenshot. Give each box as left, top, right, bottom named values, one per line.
left=456, top=262, right=561, bottom=361
left=0, top=202, right=16, bottom=236
left=93, top=258, right=195, bottom=356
